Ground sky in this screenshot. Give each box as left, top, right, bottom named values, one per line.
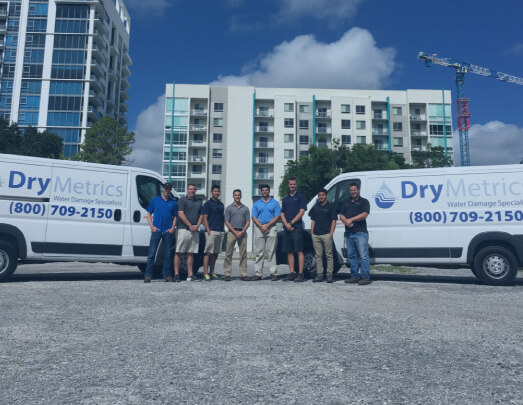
left=122, top=0, right=523, bottom=170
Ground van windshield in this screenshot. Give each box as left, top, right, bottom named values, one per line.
left=136, top=175, right=163, bottom=209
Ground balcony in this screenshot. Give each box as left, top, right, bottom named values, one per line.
left=255, top=125, right=274, bottom=133
left=91, top=44, right=108, bottom=65
left=410, top=114, right=426, bottom=121
left=122, top=50, right=132, bottom=65
left=255, top=157, right=274, bottom=164
left=94, top=18, right=108, bottom=36
left=189, top=140, right=206, bottom=147
left=411, top=146, right=426, bottom=151
left=372, top=112, right=388, bottom=120
left=191, top=109, right=208, bottom=116
left=374, top=143, right=389, bottom=151
left=118, top=114, right=127, bottom=125
left=89, top=90, right=104, bottom=108
left=120, top=90, right=129, bottom=101
left=110, top=43, right=119, bottom=56
left=411, top=131, right=427, bottom=137
left=255, top=109, right=274, bottom=117
left=120, top=76, right=130, bottom=89
left=316, top=111, right=331, bottom=118
left=119, top=103, right=128, bottom=113
left=0, top=24, right=6, bottom=32
left=90, top=59, right=106, bottom=77
left=372, top=128, right=388, bottom=136
left=87, top=106, right=103, bottom=120
left=121, top=64, right=131, bottom=77
left=190, top=124, right=207, bottom=132
left=316, top=127, right=331, bottom=134
left=254, top=173, right=274, bottom=180
left=108, top=67, right=118, bottom=82
left=255, top=141, right=274, bottom=148
left=189, top=172, right=206, bottom=179
left=189, top=156, right=206, bottom=162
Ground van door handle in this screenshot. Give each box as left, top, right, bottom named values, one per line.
left=114, top=209, right=122, bottom=222
left=133, top=210, right=141, bottom=223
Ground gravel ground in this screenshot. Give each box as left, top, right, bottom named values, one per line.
left=1, top=261, right=523, bottom=404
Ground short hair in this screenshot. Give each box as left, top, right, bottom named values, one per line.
left=233, top=189, right=242, bottom=196
left=318, top=188, right=328, bottom=195
left=211, top=185, right=220, bottom=192
left=162, top=182, right=173, bottom=190
left=260, top=184, right=270, bottom=191
left=187, top=183, right=197, bottom=189
left=349, top=182, right=360, bottom=189
left=288, top=177, right=297, bottom=182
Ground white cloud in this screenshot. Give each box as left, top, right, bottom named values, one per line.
left=213, top=28, right=395, bottom=89
left=461, top=121, right=523, bottom=166
left=129, top=95, right=165, bottom=172
left=507, top=42, right=523, bottom=55
left=123, top=0, right=170, bottom=16
left=275, top=0, right=362, bottom=24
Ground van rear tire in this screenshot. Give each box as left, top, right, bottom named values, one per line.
left=473, top=246, right=518, bottom=286
left=0, top=241, right=18, bottom=282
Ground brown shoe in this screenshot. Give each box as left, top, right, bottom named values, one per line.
left=271, top=274, right=278, bottom=281
left=294, top=273, right=305, bottom=282
left=240, top=276, right=250, bottom=281
left=224, top=276, right=231, bottom=281
left=251, top=275, right=262, bottom=281
left=284, top=272, right=296, bottom=281
left=344, top=277, right=360, bottom=284
left=358, top=278, right=371, bottom=285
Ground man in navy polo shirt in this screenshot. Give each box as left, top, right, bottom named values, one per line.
left=144, top=183, right=177, bottom=283
left=202, top=185, right=225, bottom=281
left=281, top=177, right=308, bottom=282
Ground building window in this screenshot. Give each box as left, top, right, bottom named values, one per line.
left=212, top=165, right=222, bottom=174
left=341, top=135, right=351, bottom=145
left=356, top=136, right=366, bottom=144
left=284, top=118, right=294, bottom=128
left=299, top=135, right=309, bottom=145
left=284, top=149, right=294, bottom=159
left=284, top=103, right=294, bottom=112
left=192, top=164, right=203, bottom=174
left=284, top=133, right=294, bottom=143
left=393, top=122, right=403, bottom=131
left=392, top=107, right=402, bottom=116
left=193, top=133, right=204, bottom=143
left=213, top=133, right=222, bottom=143
left=212, top=149, right=222, bottom=158
left=393, top=137, right=403, bottom=147
left=429, top=124, right=452, bottom=135
left=341, top=104, right=350, bottom=113
left=214, top=103, right=223, bottom=112
left=356, top=105, right=365, bottom=115
left=299, top=151, right=308, bottom=157
left=213, top=118, right=223, bottom=127
left=341, top=119, right=351, bottom=129
left=299, top=120, right=309, bottom=129
left=356, top=121, right=366, bottom=130
left=299, top=105, right=309, bottom=113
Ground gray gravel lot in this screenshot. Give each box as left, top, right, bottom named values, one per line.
left=1, top=261, right=523, bottom=404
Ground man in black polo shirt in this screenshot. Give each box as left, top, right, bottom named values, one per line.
left=309, top=188, right=338, bottom=283
left=281, top=177, right=307, bottom=282
left=340, top=182, right=371, bottom=285
left=202, top=185, right=225, bottom=281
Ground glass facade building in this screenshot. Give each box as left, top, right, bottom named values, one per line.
left=0, top=0, right=131, bottom=157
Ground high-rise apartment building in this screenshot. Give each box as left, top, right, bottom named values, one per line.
left=0, top=0, right=131, bottom=157
left=162, top=84, right=452, bottom=201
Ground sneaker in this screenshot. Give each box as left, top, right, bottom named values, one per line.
left=284, top=272, right=296, bottom=281
left=144, top=276, right=151, bottom=283
left=358, top=278, right=371, bottom=285
left=250, top=275, right=262, bottom=281
left=212, top=274, right=219, bottom=280
left=344, top=277, right=360, bottom=284
left=271, top=274, right=278, bottom=281
left=224, top=276, right=231, bottom=281
left=163, top=276, right=173, bottom=282
left=326, top=274, right=334, bottom=283
left=240, top=276, right=250, bottom=281
left=173, top=274, right=180, bottom=282
left=313, top=274, right=324, bottom=283
left=187, top=275, right=200, bottom=282
left=204, top=274, right=211, bottom=281
left=294, top=273, right=305, bottom=282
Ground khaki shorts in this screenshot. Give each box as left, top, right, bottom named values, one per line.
left=204, top=231, right=224, bottom=254
left=176, top=229, right=199, bottom=254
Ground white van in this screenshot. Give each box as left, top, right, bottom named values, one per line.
left=0, top=153, right=204, bottom=281
left=295, top=165, right=523, bottom=286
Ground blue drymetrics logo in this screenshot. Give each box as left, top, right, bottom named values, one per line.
left=374, top=182, right=396, bottom=209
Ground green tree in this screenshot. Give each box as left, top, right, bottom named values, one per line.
left=411, top=144, right=453, bottom=168
left=21, top=127, right=63, bottom=159
left=0, top=119, right=22, bottom=154
left=75, top=116, right=135, bottom=165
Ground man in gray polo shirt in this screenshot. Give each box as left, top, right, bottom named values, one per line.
left=224, top=189, right=250, bottom=281
left=174, top=183, right=203, bottom=282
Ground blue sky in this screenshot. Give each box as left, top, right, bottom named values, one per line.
left=123, top=0, right=523, bottom=169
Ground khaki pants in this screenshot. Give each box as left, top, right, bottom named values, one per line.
left=312, top=233, right=333, bottom=275
left=254, top=225, right=277, bottom=276
left=224, top=231, right=248, bottom=277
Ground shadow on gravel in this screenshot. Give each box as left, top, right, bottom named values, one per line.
left=6, top=271, right=143, bottom=283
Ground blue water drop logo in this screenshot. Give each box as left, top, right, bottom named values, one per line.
left=374, top=182, right=396, bottom=209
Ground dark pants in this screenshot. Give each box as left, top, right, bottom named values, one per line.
left=145, top=231, right=173, bottom=278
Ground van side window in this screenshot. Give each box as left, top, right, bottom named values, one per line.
left=328, top=179, right=361, bottom=212
left=136, top=175, right=163, bottom=209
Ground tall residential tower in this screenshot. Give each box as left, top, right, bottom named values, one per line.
left=0, top=0, right=131, bottom=156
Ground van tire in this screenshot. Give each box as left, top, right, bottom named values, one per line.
left=473, top=246, right=518, bottom=286
left=0, top=241, right=18, bottom=282
left=303, top=250, right=342, bottom=279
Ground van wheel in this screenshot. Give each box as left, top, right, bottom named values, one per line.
left=303, top=251, right=317, bottom=279
left=138, top=263, right=146, bottom=273
left=0, top=241, right=18, bottom=282
left=473, top=246, right=518, bottom=286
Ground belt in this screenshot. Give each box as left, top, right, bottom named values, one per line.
left=234, top=228, right=244, bottom=231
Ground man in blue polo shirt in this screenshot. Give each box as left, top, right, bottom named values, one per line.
left=144, top=183, right=177, bottom=283
left=202, top=185, right=225, bottom=281
left=251, top=184, right=281, bottom=281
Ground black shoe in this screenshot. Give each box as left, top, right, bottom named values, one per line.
left=250, top=275, right=262, bottom=281
left=358, top=278, right=371, bottom=285
left=144, top=276, right=151, bottom=283
left=163, top=276, right=173, bottom=282
left=313, top=274, right=324, bottom=283
left=224, top=276, right=232, bottom=281
left=173, top=274, right=181, bottom=282
left=326, top=274, right=334, bottom=283
left=284, top=272, right=296, bottom=281
left=240, top=276, right=250, bottom=281
left=344, top=277, right=359, bottom=284
left=294, top=273, right=305, bottom=282
left=271, top=274, right=278, bottom=281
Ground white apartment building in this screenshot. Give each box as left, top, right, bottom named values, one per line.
left=162, top=84, right=452, bottom=202
left=0, top=0, right=132, bottom=157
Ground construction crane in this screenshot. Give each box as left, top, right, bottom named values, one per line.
left=418, top=52, right=523, bottom=166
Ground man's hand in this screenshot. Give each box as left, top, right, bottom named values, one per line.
left=190, top=224, right=199, bottom=232
left=260, top=224, right=269, bottom=234
left=167, top=227, right=175, bottom=234
left=234, top=230, right=243, bottom=239
left=285, top=222, right=294, bottom=232
left=150, top=226, right=159, bottom=232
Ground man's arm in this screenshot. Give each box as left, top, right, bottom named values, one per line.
left=168, top=216, right=176, bottom=233
left=146, top=212, right=158, bottom=232
left=203, top=214, right=211, bottom=234
left=310, top=219, right=315, bottom=236
left=178, top=211, right=193, bottom=229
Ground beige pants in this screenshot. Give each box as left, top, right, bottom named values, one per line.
left=312, top=233, right=333, bottom=275
left=254, top=225, right=277, bottom=276
left=224, top=231, right=248, bottom=277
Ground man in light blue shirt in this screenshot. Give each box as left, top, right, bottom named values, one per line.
left=251, top=184, right=281, bottom=281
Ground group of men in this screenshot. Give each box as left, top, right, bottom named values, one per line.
left=143, top=177, right=371, bottom=285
